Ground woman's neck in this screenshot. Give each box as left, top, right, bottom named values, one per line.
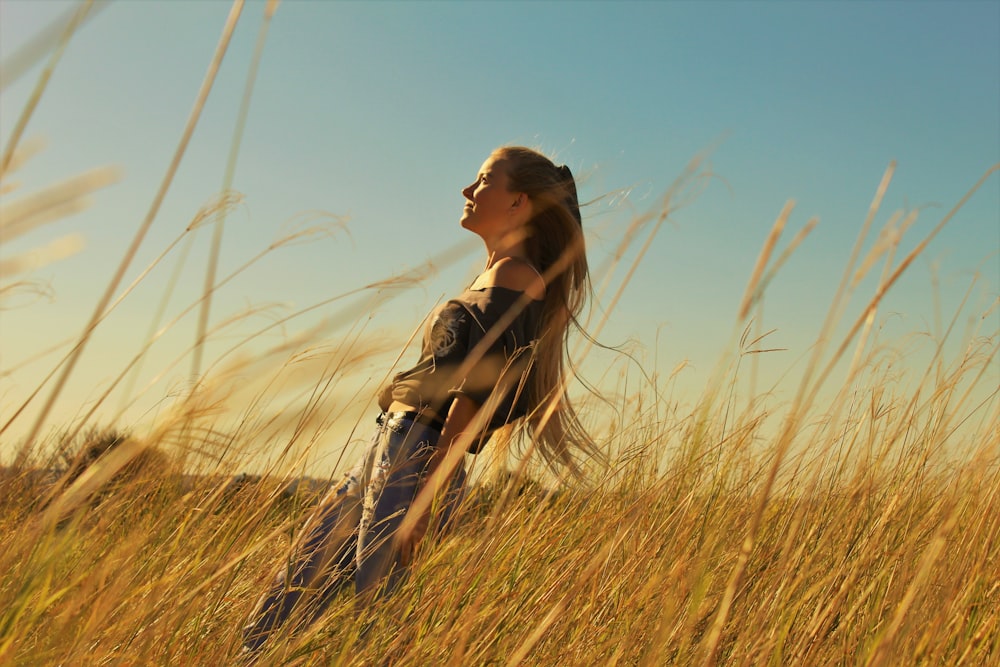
left=482, top=228, right=530, bottom=270
left=485, top=250, right=530, bottom=270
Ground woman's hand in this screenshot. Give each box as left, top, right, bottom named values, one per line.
left=397, top=502, right=431, bottom=566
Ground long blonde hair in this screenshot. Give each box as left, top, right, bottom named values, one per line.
left=493, top=146, right=600, bottom=478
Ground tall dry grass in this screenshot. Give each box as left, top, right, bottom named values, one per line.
left=1, top=300, right=996, bottom=666
left=2, top=2, right=998, bottom=665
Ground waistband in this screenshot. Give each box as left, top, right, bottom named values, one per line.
left=377, top=410, right=445, bottom=432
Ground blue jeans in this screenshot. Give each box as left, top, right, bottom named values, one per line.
left=242, top=413, right=467, bottom=651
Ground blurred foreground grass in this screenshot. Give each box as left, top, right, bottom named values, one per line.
left=0, top=353, right=997, bottom=666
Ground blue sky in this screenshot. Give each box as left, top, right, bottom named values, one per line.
left=1, top=1, right=997, bottom=465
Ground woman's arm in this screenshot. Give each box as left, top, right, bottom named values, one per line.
left=396, top=262, right=540, bottom=562
left=396, top=394, right=480, bottom=564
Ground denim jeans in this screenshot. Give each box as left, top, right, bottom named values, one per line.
left=242, top=413, right=467, bottom=652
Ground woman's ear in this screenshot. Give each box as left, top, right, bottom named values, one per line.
left=509, top=193, right=532, bottom=225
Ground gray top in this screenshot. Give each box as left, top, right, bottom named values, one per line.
left=378, top=286, right=545, bottom=450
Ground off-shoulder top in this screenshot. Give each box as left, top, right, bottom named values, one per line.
left=378, top=286, right=545, bottom=450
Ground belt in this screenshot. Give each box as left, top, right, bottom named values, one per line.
left=378, top=410, right=445, bottom=432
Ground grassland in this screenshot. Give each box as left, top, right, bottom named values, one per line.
left=0, top=334, right=997, bottom=666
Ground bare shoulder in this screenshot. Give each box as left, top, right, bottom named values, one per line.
left=491, top=257, right=546, bottom=300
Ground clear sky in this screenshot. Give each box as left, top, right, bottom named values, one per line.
left=1, top=1, right=998, bottom=469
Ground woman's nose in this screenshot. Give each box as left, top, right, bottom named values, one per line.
left=462, top=184, right=474, bottom=200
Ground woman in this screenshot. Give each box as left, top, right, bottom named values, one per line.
left=242, top=146, right=598, bottom=652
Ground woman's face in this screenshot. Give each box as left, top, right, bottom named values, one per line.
left=460, top=156, right=525, bottom=238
